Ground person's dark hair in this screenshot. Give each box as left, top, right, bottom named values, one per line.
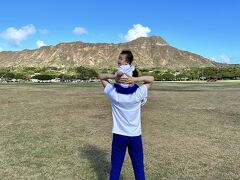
left=132, top=69, right=138, bottom=77
left=120, top=50, right=133, bottom=64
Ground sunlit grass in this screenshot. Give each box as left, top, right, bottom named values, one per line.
left=0, top=81, right=240, bottom=179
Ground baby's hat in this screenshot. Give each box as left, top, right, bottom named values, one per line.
left=117, top=64, right=135, bottom=76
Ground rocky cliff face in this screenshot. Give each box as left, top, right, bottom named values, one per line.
left=0, top=36, right=218, bottom=68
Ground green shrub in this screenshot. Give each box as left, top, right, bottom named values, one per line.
left=32, top=74, right=56, bottom=80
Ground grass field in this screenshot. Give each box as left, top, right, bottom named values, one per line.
left=0, top=81, right=240, bottom=179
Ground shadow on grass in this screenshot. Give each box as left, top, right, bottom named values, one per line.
left=80, top=144, right=124, bottom=180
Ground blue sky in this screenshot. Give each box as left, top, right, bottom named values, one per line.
left=0, top=0, right=239, bottom=64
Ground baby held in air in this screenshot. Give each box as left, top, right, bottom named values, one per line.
left=114, top=64, right=147, bottom=106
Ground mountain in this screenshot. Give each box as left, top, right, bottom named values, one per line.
left=0, top=36, right=218, bottom=68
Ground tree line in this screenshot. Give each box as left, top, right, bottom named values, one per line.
left=0, top=65, right=240, bottom=81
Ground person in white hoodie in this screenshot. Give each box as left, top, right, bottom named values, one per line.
left=99, top=50, right=154, bottom=180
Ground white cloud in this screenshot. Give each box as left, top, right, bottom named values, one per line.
left=0, top=24, right=36, bottom=47
left=73, top=27, right=87, bottom=35
left=36, top=40, right=47, bottom=47
left=211, top=53, right=240, bottom=64
left=214, top=53, right=231, bottom=64
left=124, top=24, right=151, bottom=42
left=0, top=47, right=2, bottom=52
left=220, top=54, right=231, bottom=64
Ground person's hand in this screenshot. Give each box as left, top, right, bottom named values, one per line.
left=115, top=71, right=123, bottom=83
left=118, top=74, right=137, bottom=84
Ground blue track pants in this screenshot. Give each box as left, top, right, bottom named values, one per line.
left=110, top=133, right=145, bottom=180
